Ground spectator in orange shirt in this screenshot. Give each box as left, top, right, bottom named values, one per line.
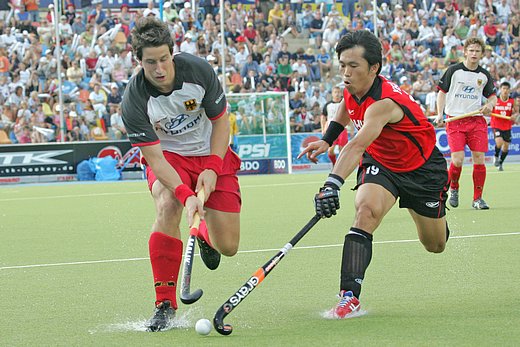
left=0, top=49, right=9, bottom=77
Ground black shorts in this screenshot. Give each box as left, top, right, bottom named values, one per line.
left=354, top=147, right=449, bottom=218
left=493, top=128, right=512, bottom=143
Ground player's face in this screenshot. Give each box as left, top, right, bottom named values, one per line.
left=331, top=88, right=342, bottom=101
left=500, top=86, right=510, bottom=99
left=141, top=45, right=174, bottom=93
left=338, top=46, right=378, bottom=99
left=464, top=44, right=483, bottom=67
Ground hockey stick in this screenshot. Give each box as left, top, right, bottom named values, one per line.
left=213, top=214, right=321, bottom=335
left=180, top=189, right=205, bottom=305
left=444, top=110, right=482, bottom=123
left=491, top=113, right=512, bottom=121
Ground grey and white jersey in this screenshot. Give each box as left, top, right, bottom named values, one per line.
left=437, top=62, right=495, bottom=117
left=121, top=52, right=226, bottom=156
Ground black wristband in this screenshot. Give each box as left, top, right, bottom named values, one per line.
left=322, top=121, right=345, bottom=146
left=324, top=173, right=344, bottom=190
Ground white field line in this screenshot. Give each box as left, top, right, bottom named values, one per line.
left=1, top=231, right=519, bottom=271
left=0, top=169, right=517, bottom=202
left=0, top=181, right=327, bottom=202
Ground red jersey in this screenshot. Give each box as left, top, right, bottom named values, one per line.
left=491, top=97, right=514, bottom=131
left=344, top=76, right=436, bottom=172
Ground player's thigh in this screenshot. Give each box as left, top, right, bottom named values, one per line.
left=354, top=183, right=396, bottom=233
left=151, top=179, right=184, bottom=233
left=205, top=208, right=240, bottom=256
left=466, top=123, right=488, bottom=153
left=408, top=210, right=446, bottom=253
left=447, top=128, right=467, bottom=152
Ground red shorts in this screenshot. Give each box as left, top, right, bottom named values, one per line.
left=333, top=129, right=349, bottom=147
left=146, top=148, right=242, bottom=213
left=446, top=116, right=488, bottom=152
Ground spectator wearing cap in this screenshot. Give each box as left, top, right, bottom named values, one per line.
left=304, top=47, right=321, bottom=82
left=59, top=15, right=74, bottom=39
left=243, top=22, right=257, bottom=43
left=116, top=6, right=131, bottom=37
left=180, top=32, right=198, bottom=55
left=107, top=83, right=122, bottom=115
left=145, top=0, right=160, bottom=17
left=179, top=1, right=194, bottom=30
left=260, top=65, right=276, bottom=90
left=65, top=3, right=77, bottom=25
left=163, top=2, right=179, bottom=28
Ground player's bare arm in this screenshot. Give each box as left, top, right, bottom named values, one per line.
left=196, top=113, right=230, bottom=197
left=299, top=98, right=350, bottom=163
left=332, top=98, right=403, bottom=180
left=435, top=90, right=447, bottom=126
left=141, top=143, right=204, bottom=225
left=480, top=95, right=497, bottom=115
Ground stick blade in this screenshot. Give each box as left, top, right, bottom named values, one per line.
left=179, top=288, right=203, bottom=304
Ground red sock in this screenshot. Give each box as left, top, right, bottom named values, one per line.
left=328, top=152, right=336, bottom=165
left=197, top=220, right=213, bottom=247
left=449, top=162, right=462, bottom=190
left=473, top=164, right=486, bottom=200
left=148, top=232, right=183, bottom=309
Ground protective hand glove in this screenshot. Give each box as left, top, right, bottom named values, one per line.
left=314, top=186, right=340, bottom=218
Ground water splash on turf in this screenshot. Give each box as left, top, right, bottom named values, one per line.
left=89, top=306, right=203, bottom=334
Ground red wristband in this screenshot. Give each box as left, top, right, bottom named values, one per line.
left=203, top=154, right=224, bottom=176
left=174, top=184, right=195, bottom=206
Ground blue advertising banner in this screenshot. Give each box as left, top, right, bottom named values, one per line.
left=236, top=134, right=287, bottom=160
left=435, top=126, right=520, bottom=163
left=289, top=125, right=520, bottom=169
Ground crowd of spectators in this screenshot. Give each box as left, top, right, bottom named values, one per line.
left=0, top=0, right=519, bottom=144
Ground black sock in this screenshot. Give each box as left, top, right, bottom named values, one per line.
left=340, top=227, right=373, bottom=298
left=500, top=151, right=508, bottom=164
left=494, top=146, right=500, bottom=158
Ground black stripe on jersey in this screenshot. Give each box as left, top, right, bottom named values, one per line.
left=396, top=131, right=427, bottom=162
left=354, top=77, right=383, bottom=105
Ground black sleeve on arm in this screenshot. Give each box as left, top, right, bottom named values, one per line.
left=322, top=120, right=344, bottom=146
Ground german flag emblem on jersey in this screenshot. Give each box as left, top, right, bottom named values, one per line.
left=184, top=99, right=197, bottom=111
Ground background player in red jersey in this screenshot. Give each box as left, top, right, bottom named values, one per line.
left=491, top=81, right=519, bottom=171
left=299, top=30, right=450, bottom=319
left=121, top=18, right=241, bottom=332
left=435, top=38, right=497, bottom=210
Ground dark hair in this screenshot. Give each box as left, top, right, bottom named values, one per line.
left=500, top=81, right=511, bottom=89
left=335, top=31, right=382, bottom=74
left=131, top=17, right=173, bottom=61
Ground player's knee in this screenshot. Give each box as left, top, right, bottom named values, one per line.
left=423, top=240, right=446, bottom=253
left=355, top=203, right=383, bottom=224
left=219, top=244, right=238, bottom=257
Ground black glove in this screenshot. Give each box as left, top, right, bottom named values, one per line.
left=314, top=185, right=340, bottom=218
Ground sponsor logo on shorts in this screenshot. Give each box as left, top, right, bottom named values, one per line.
left=426, top=201, right=440, bottom=208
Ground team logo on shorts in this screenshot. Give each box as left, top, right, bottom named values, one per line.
left=184, top=99, right=197, bottom=111
left=426, top=201, right=440, bottom=208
